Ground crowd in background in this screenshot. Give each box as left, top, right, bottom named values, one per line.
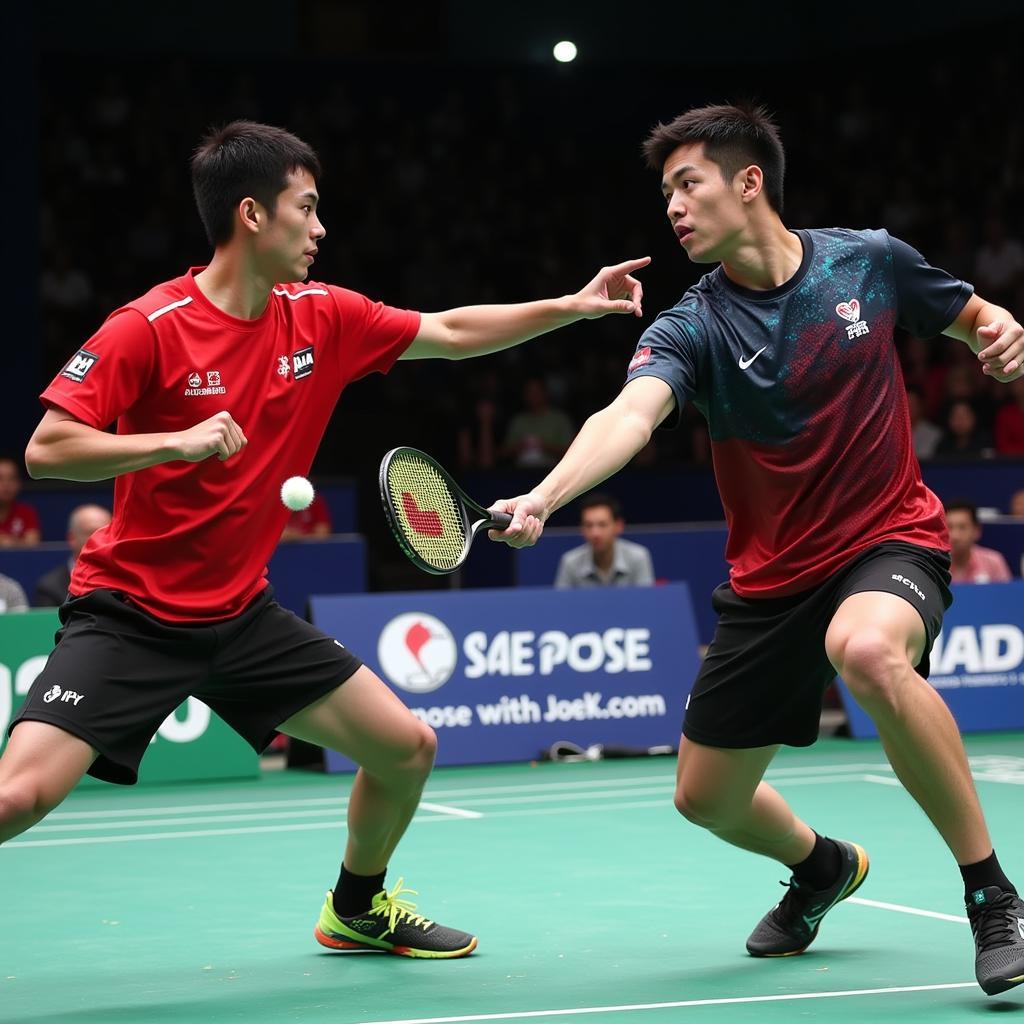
left=32, top=47, right=1024, bottom=486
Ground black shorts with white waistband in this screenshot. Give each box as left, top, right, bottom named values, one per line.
left=682, top=541, right=952, bottom=750
left=8, top=587, right=363, bottom=784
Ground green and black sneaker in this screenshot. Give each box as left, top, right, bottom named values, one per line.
left=314, top=878, right=477, bottom=959
left=746, top=840, right=869, bottom=956
left=967, top=886, right=1024, bottom=996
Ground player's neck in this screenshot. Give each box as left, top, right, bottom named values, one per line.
left=720, top=218, right=802, bottom=292
left=592, top=545, right=615, bottom=571
left=194, top=251, right=274, bottom=320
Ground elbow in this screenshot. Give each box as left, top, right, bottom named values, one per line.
left=25, top=437, right=58, bottom=480
left=24, top=440, right=45, bottom=479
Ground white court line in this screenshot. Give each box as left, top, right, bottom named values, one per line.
left=33, top=807, right=353, bottom=832
left=862, top=774, right=904, bottom=787
left=4, top=812, right=463, bottom=848
left=355, top=982, right=977, bottom=1024
left=849, top=897, right=968, bottom=924
left=419, top=802, right=483, bottom=819
left=46, top=765, right=894, bottom=821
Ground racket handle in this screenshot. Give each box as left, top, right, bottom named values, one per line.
left=487, top=511, right=513, bottom=530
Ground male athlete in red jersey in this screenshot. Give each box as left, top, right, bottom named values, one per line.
left=491, top=104, right=1024, bottom=996
left=1, top=121, right=648, bottom=958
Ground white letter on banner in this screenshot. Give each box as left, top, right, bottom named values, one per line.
left=158, top=698, right=211, bottom=743
left=936, top=626, right=982, bottom=675
left=625, top=629, right=652, bottom=671
left=510, top=632, right=535, bottom=676
left=604, top=629, right=626, bottom=673
left=981, top=625, right=1024, bottom=672
left=487, top=632, right=511, bottom=675
left=538, top=632, right=568, bottom=675
left=463, top=631, right=488, bottom=678
left=568, top=633, right=603, bottom=672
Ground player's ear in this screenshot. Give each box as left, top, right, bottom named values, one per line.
left=239, top=197, right=262, bottom=235
left=738, top=165, right=763, bottom=204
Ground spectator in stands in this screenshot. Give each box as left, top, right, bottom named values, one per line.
left=935, top=400, right=995, bottom=459
left=281, top=491, right=332, bottom=540
left=945, top=499, right=1013, bottom=583
left=994, top=377, right=1024, bottom=455
left=501, top=377, right=574, bottom=469
left=554, top=492, right=655, bottom=588
left=0, top=574, right=28, bottom=612
left=907, top=387, right=942, bottom=460
left=0, top=458, right=41, bottom=546
left=974, top=216, right=1024, bottom=309
left=33, top=504, right=112, bottom=607
left=1009, top=489, right=1024, bottom=518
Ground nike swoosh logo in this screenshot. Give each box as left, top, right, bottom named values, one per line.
left=738, top=346, right=768, bottom=370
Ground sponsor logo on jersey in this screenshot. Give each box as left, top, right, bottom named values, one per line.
left=61, top=349, right=100, bottom=383
left=184, top=370, right=228, bottom=397
left=293, top=346, right=315, bottom=379
left=277, top=356, right=291, bottom=378
left=628, top=346, right=652, bottom=372
left=836, top=298, right=870, bottom=340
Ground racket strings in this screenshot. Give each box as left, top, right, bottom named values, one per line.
left=388, top=455, right=466, bottom=570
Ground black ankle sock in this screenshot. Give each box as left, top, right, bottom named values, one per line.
left=959, top=850, right=1017, bottom=899
left=787, top=833, right=842, bottom=891
left=332, top=865, right=387, bottom=917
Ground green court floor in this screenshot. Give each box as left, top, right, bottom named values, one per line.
left=3, top=733, right=1023, bottom=1023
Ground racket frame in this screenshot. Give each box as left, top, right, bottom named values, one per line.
left=378, top=446, right=512, bottom=575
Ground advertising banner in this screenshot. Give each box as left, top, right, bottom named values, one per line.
left=835, top=581, right=1024, bottom=738
left=0, top=610, right=258, bottom=785
left=310, top=584, right=700, bottom=771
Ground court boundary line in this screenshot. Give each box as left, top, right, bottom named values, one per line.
left=848, top=897, right=968, bottom=924
left=354, top=982, right=978, bottom=1024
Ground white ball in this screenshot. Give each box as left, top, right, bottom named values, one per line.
left=281, top=476, right=315, bottom=512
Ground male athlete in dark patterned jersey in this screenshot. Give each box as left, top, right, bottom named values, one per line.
left=1, top=121, right=649, bottom=959
left=491, top=104, right=1024, bottom=997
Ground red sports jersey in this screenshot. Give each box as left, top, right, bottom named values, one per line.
left=0, top=502, right=40, bottom=540
left=42, top=269, right=419, bottom=621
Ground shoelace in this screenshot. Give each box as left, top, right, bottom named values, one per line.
left=970, top=893, right=1018, bottom=951
left=368, top=878, right=435, bottom=938
left=772, top=880, right=809, bottom=927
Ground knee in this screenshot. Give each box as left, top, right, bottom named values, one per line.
left=673, top=780, right=734, bottom=831
left=0, top=781, right=52, bottom=839
left=828, top=628, right=908, bottom=711
left=397, top=721, right=437, bottom=779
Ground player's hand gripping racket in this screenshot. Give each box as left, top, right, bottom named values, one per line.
left=379, top=447, right=512, bottom=574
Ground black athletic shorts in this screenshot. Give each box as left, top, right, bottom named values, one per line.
left=8, top=587, right=362, bottom=784
left=682, top=541, right=952, bottom=750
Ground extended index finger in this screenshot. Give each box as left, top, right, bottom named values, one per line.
left=607, top=256, right=651, bottom=276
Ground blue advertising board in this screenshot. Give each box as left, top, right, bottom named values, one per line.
left=310, top=584, right=699, bottom=770
left=835, top=581, right=1024, bottom=738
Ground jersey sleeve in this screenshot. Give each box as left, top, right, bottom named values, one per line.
left=624, top=307, right=705, bottom=427
left=328, top=286, right=421, bottom=382
left=887, top=232, right=974, bottom=338
left=41, top=309, right=156, bottom=428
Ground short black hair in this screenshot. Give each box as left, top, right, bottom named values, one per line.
left=944, top=498, right=979, bottom=524
left=191, top=120, right=322, bottom=247
left=642, top=102, right=785, bottom=213
left=580, top=492, right=623, bottom=520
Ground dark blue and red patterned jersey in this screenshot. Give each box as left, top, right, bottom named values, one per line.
left=626, top=228, right=972, bottom=597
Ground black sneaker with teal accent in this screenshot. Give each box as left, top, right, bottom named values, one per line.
left=746, top=840, right=870, bottom=956
left=967, top=886, right=1024, bottom=996
left=314, top=878, right=477, bottom=959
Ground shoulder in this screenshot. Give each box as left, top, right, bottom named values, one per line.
left=643, top=287, right=712, bottom=348
left=807, top=226, right=893, bottom=261
left=618, top=538, right=652, bottom=558
left=122, top=274, right=196, bottom=326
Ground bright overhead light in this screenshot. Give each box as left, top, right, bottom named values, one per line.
left=553, top=40, right=577, bottom=63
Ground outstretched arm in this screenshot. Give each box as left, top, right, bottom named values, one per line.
left=488, top=375, right=676, bottom=548
left=945, top=293, right=1024, bottom=381
left=400, top=258, right=650, bottom=360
